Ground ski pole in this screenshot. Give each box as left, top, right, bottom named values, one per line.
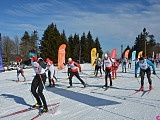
left=155, top=74, right=160, bottom=79
left=135, top=77, right=140, bottom=85
left=26, top=81, right=37, bottom=104
left=63, top=65, right=69, bottom=79
left=52, top=69, right=58, bottom=82
left=37, top=67, right=54, bottom=113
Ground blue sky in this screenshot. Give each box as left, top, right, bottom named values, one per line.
left=1, top=0, right=160, bottom=58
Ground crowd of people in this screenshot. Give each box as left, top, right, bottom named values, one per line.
left=14, top=52, right=157, bottom=114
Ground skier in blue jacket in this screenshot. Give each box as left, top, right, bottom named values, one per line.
left=135, top=57, right=156, bottom=91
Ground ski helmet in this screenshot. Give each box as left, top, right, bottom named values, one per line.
left=68, top=58, right=72, bottom=62
left=104, top=54, right=108, bottom=58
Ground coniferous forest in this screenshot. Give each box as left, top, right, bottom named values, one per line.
left=1, top=23, right=103, bottom=64
left=1, top=22, right=160, bottom=65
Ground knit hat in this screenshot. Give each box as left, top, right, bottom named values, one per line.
left=32, top=56, right=37, bottom=61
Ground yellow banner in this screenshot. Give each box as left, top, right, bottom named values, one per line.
left=138, top=51, right=143, bottom=58
left=91, top=48, right=97, bottom=68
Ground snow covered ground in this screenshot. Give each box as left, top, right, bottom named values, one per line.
left=0, top=63, right=160, bottom=120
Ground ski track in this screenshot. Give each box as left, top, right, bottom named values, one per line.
left=0, top=63, right=160, bottom=120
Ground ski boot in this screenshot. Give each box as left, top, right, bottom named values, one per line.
left=41, top=107, right=48, bottom=113
left=149, top=85, right=153, bottom=91
left=138, top=86, right=144, bottom=91
left=32, top=103, right=42, bottom=108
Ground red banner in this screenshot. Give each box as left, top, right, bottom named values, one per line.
left=110, top=48, right=116, bottom=59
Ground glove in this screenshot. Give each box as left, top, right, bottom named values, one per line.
left=153, top=71, right=156, bottom=75
left=135, top=74, right=137, bottom=78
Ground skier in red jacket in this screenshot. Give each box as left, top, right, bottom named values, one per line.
left=67, top=58, right=86, bottom=88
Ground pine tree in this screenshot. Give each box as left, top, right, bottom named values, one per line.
left=86, top=31, right=94, bottom=62
left=60, top=30, right=69, bottom=61
left=80, top=32, right=87, bottom=63
left=40, top=23, right=61, bottom=63
left=68, top=35, right=73, bottom=59
left=72, top=33, right=80, bottom=61
left=133, top=28, right=156, bottom=58
left=94, top=37, right=103, bottom=58
left=20, top=31, right=30, bottom=60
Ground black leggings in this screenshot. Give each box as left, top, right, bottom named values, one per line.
left=69, top=72, right=85, bottom=86
left=95, top=65, right=102, bottom=76
left=140, top=68, right=152, bottom=86
left=105, top=69, right=112, bottom=86
left=31, top=74, right=47, bottom=109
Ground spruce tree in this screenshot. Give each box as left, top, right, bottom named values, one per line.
left=40, top=23, right=61, bottom=63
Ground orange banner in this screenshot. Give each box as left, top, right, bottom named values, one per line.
left=124, top=50, right=130, bottom=58
left=57, top=44, right=66, bottom=69
left=156, top=53, right=159, bottom=59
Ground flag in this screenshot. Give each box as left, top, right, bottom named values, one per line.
left=91, top=48, right=97, bottom=68
left=110, top=48, right=116, bottom=59
left=58, top=44, right=66, bottom=69
left=131, top=50, right=136, bottom=61
left=156, top=53, right=159, bottom=59
left=152, top=51, right=154, bottom=58
left=0, top=47, right=4, bottom=72
left=0, top=33, right=4, bottom=72
left=124, top=50, right=130, bottom=59
left=138, top=51, right=143, bottom=58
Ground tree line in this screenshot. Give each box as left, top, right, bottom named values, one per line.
left=123, top=28, right=159, bottom=60
left=1, top=23, right=103, bottom=65
left=1, top=23, right=160, bottom=66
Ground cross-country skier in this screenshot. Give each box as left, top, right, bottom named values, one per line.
left=128, top=59, right=131, bottom=69
left=46, top=58, right=55, bottom=87
left=93, top=58, right=102, bottom=77
left=67, top=58, right=86, bottom=88
left=135, top=57, right=156, bottom=91
left=102, top=54, right=113, bottom=88
left=122, top=57, right=127, bottom=73
left=30, top=56, right=48, bottom=113
left=16, top=58, right=26, bottom=82
left=93, top=58, right=97, bottom=75
left=111, top=59, right=119, bottom=79
left=67, top=61, right=71, bottom=78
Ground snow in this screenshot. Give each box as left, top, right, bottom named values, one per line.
left=0, top=63, right=160, bottom=120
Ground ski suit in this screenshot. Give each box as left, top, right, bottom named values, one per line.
left=31, top=58, right=48, bottom=110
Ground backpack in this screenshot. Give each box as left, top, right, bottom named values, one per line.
left=38, top=58, right=47, bottom=69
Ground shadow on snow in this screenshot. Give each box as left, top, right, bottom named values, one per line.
left=47, top=87, right=121, bottom=107
left=1, top=93, right=31, bottom=107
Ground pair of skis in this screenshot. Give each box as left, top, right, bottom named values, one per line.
left=0, top=102, right=59, bottom=119
left=124, top=89, right=151, bottom=99
left=61, top=86, right=87, bottom=92
left=90, top=85, right=111, bottom=92
left=132, top=89, right=151, bottom=95
left=31, top=103, right=59, bottom=120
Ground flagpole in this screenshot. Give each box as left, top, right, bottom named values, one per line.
left=121, top=45, right=123, bottom=59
